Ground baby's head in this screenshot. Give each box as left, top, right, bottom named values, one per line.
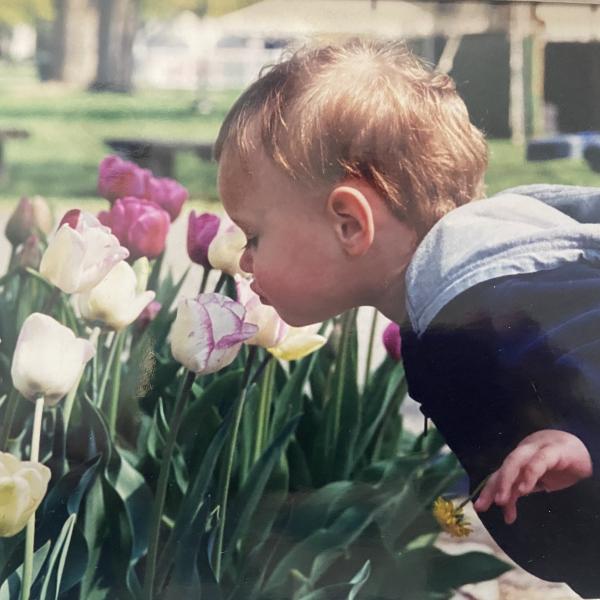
left=216, top=38, right=487, bottom=326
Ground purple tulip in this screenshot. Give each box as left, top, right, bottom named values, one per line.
left=17, top=235, right=42, bottom=269
left=5, top=197, right=34, bottom=247
left=145, top=176, right=189, bottom=222
left=382, top=321, right=402, bottom=361
left=59, top=208, right=81, bottom=229
left=135, top=300, right=162, bottom=332
left=98, top=197, right=170, bottom=261
left=187, top=211, right=220, bottom=269
left=97, top=155, right=148, bottom=203
left=170, top=293, right=258, bottom=374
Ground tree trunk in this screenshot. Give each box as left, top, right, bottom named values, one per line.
left=91, top=0, right=139, bottom=93
left=509, top=3, right=528, bottom=145
left=44, top=0, right=98, bottom=85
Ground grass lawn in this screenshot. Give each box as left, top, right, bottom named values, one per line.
left=0, top=61, right=599, bottom=211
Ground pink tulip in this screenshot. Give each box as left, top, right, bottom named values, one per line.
left=145, top=176, right=189, bottom=221
left=382, top=321, right=402, bottom=362
left=135, top=300, right=162, bottom=332
left=97, top=155, right=148, bottom=203
left=98, top=197, right=170, bottom=261
left=187, top=212, right=220, bottom=269
left=60, top=208, right=81, bottom=229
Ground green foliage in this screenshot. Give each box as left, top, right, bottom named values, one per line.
left=0, top=0, right=53, bottom=26
left=0, top=157, right=512, bottom=597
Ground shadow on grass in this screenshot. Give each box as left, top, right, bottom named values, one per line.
left=0, top=156, right=220, bottom=202
left=0, top=106, right=201, bottom=121
left=0, top=161, right=98, bottom=198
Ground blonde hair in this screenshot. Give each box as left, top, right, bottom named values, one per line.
left=215, top=38, right=488, bottom=242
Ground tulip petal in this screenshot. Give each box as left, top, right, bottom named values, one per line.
left=269, top=334, right=327, bottom=361
left=0, top=455, right=50, bottom=537
left=170, top=294, right=254, bottom=375
left=11, top=313, right=95, bottom=405
left=40, top=224, right=87, bottom=294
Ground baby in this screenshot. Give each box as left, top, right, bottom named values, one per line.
left=215, top=38, right=600, bottom=597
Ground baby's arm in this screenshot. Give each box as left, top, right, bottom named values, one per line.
left=474, top=429, right=593, bottom=524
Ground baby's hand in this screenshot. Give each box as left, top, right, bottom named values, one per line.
left=473, top=429, right=592, bottom=525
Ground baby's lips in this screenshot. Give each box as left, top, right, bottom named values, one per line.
left=250, top=281, right=270, bottom=304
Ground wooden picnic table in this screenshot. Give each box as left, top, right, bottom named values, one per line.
left=104, top=137, right=214, bottom=178
left=0, top=129, right=30, bottom=179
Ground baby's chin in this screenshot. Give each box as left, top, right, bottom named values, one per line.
left=278, top=309, right=336, bottom=328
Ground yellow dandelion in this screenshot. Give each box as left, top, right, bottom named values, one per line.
left=432, top=496, right=472, bottom=538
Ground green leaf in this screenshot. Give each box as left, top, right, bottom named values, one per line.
left=222, top=416, right=300, bottom=574
left=161, top=505, right=207, bottom=600
left=393, top=547, right=512, bottom=597
left=80, top=395, right=153, bottom=599
left=312, top=309, right=361, bottom=484
left=39, top=514, right=77, bottom=600
left=286, top=437, right=312, bottom=489
left=179, top=369, right=241, bottom=463
left=271, top=352, right=319, bottom=439
left=353, top=362, right=407, bottom=469
left=0, top=541, right=51, bottom=600
left=375, top=454, right=463, bottom=552
left=155, top=404, right=235, bottom=589
left=295, top=560, right=371, bottom=600
left=262, top=503, right=374, bottom=597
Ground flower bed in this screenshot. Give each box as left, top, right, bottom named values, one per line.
left=0, top=157, right=510, bottom=599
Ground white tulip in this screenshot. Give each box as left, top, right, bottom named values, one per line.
left=234, top=275, right=288, bottom=347
left=0, top=453, right=50, bottom=537
left=77, top=260, right=155, bottom=331
left=207, top=218, right=249, bottom=277
left=170, top=294, right=258, bottom=374
left=268, top=323, right=328, bottom=361
left=40, top=211, right=129, bottom=294
left=11, top=313, right=95, bottom=406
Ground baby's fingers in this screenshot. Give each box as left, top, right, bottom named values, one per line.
left=502, top=490, right=520, bottom=525
left=517, top=446, right=559, bottom=495
left=474, top=473, right=499, bottom=512
left=495, top=448, right=534, bottom=504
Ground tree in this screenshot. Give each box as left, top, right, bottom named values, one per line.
left=0, top=0, right=53, bottom=26
left=91, top=0, right=140, bottom=93
left=45, top=0, right=98, bottom=84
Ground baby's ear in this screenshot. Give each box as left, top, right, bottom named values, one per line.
left=326, top=184, right=375, bottom=256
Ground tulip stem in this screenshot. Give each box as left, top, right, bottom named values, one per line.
left=41, top=287, right=60, bottom=315
left=108, top=330, right=126, bottom=437
left=214, top=272, right=227, bottom=294
left=0, top=388, right=19, bottom=451
left=143, top=370, right=196, bottom=600
left=363, top=307, right=379, bottom=392
left=21, top=395, right=44, bottom=600
left=89, top=327, right=101, bottom=406
left=199, top=268, right=210, bottom=295
left=214, top=345, right=257, bottom=582
left=97, top=330, right=120, bottom=410
left=8, top=246, right=17, bottom=271
left=253, top=357, right=275, bottom=464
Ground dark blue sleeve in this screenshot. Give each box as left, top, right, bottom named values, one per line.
left=423, top=260, right=600, bottom=476
left=402, top=260, right=600, bottom=595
